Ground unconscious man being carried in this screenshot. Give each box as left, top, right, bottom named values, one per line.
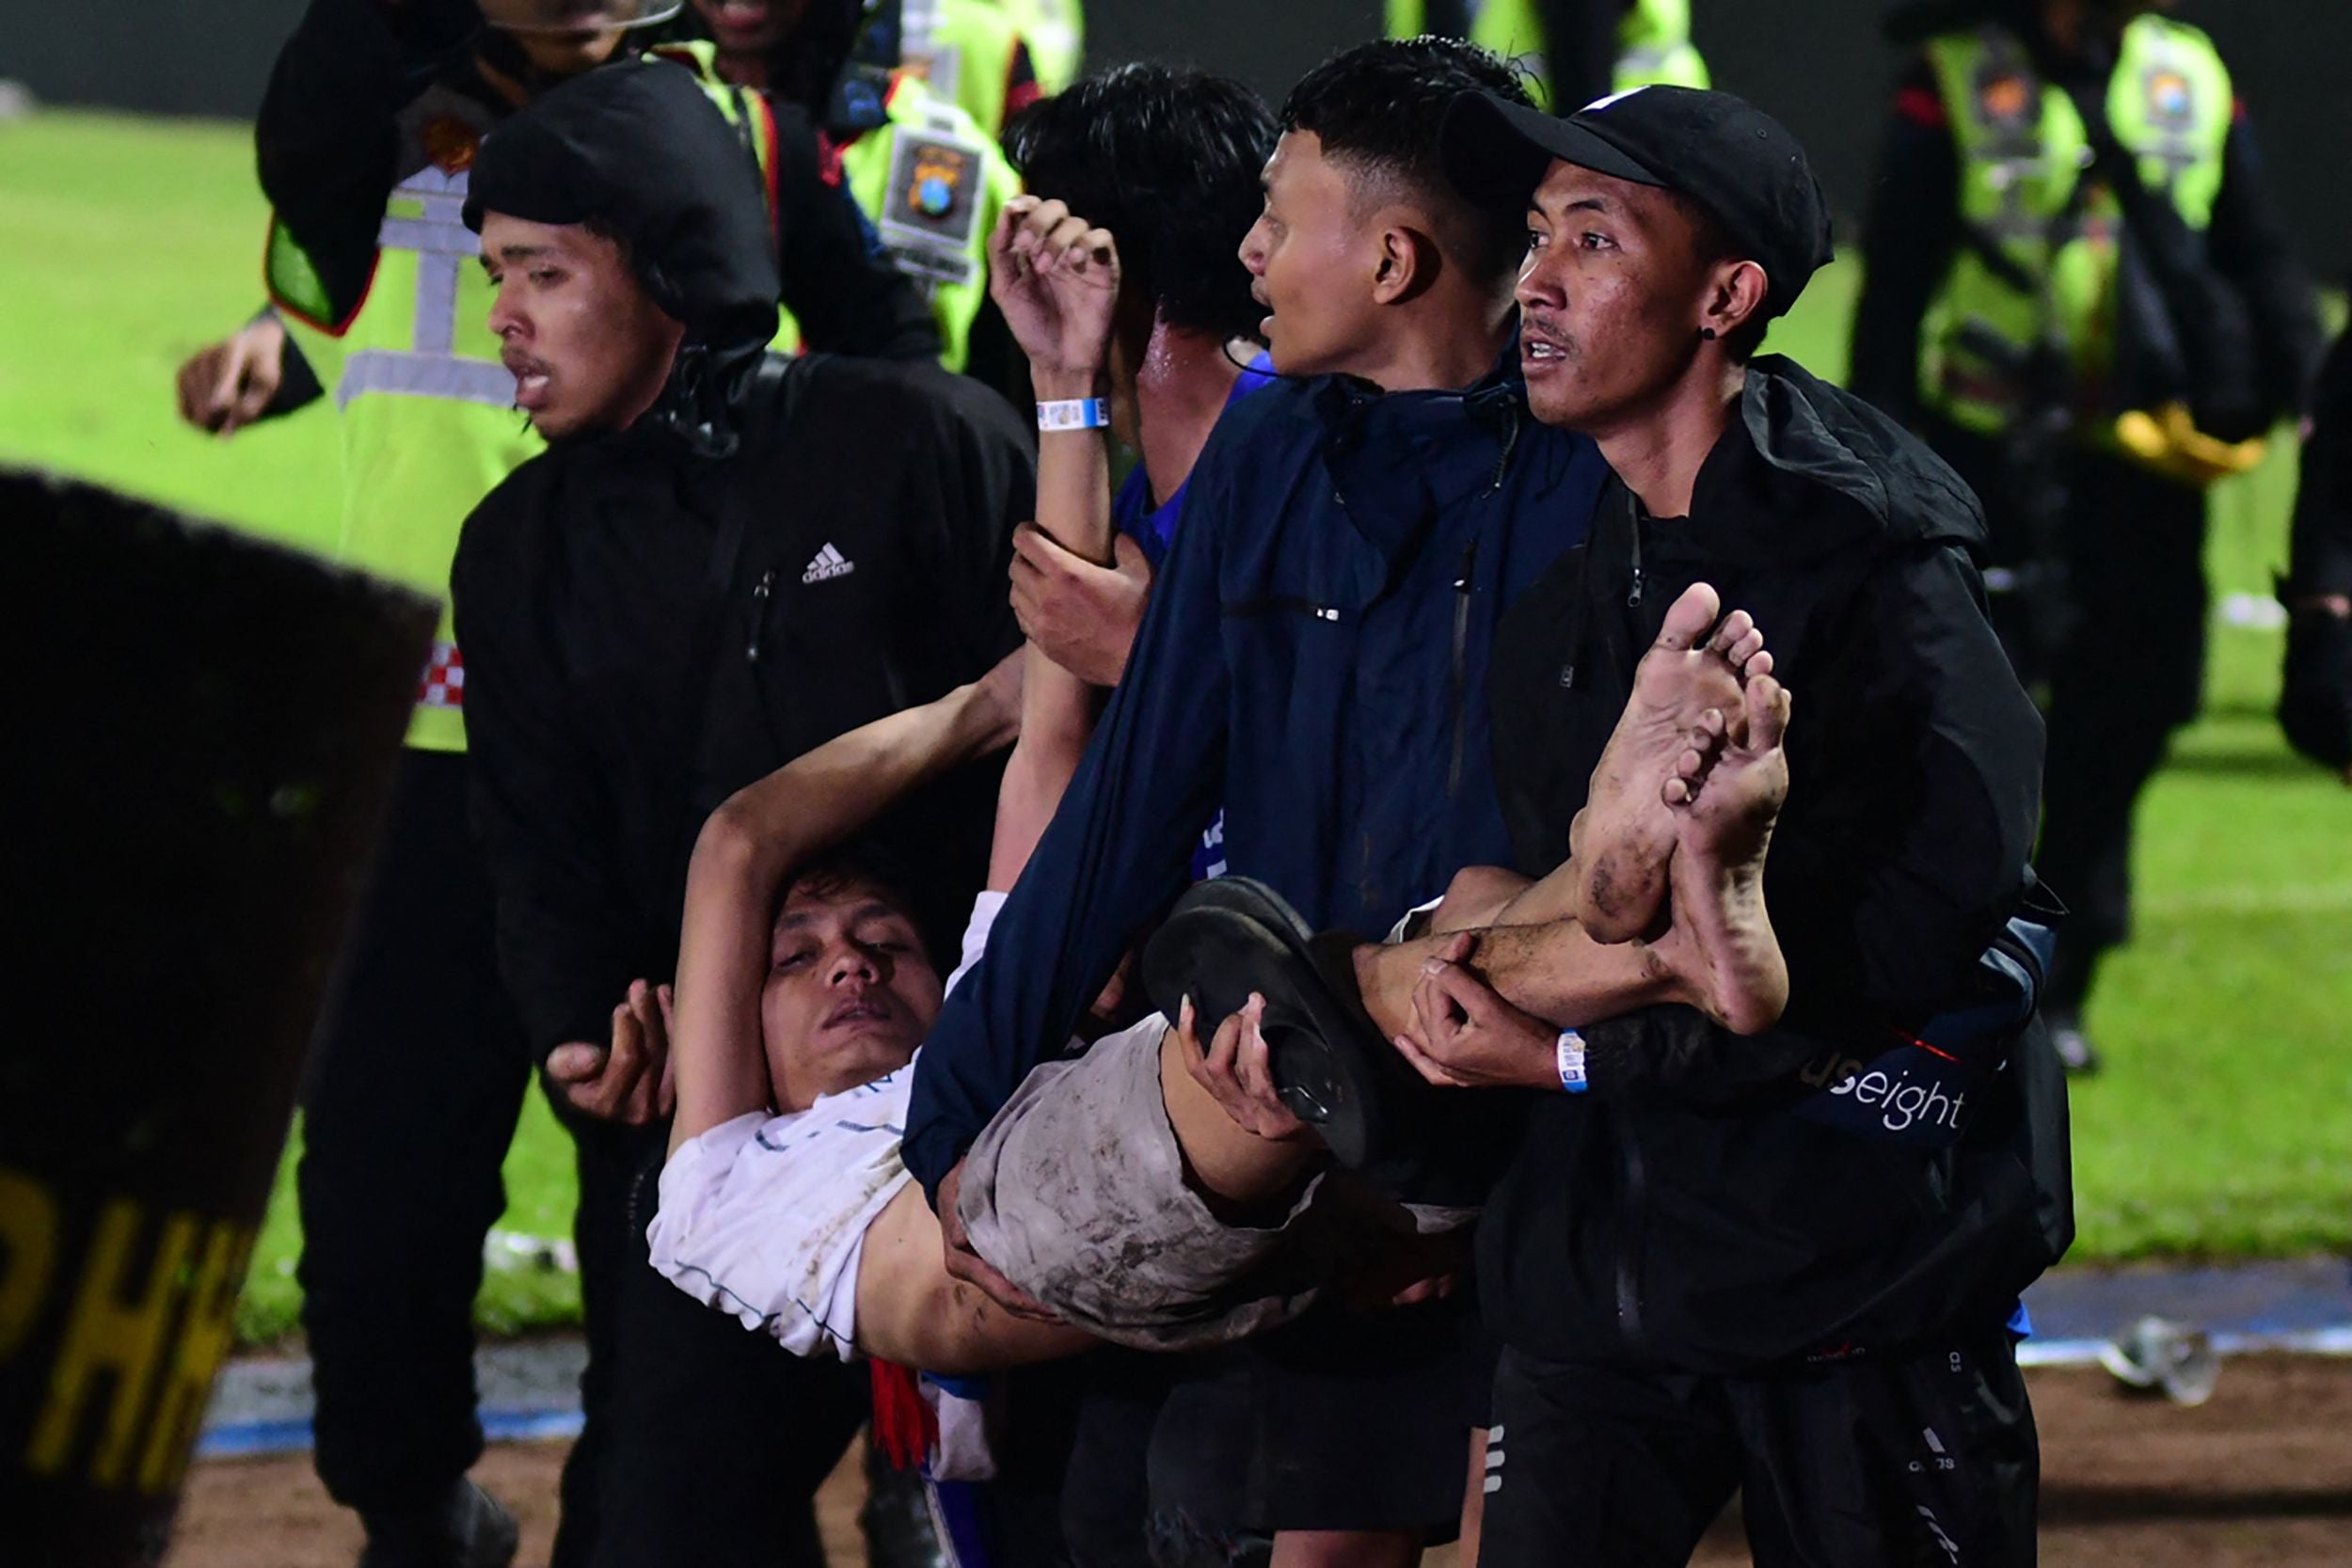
left=648, top=501, right=1795, bottom=1369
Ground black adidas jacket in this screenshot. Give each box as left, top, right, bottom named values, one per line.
left=453, top=352, right=1026, bottom=1063
left=1479, top=356, right=2070, bottom=1372
left=452, top=66, right=1026, bottom=1065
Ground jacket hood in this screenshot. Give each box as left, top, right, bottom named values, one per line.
left=1681, top=355, right=1989, bottom=568
left=1305, top=347, right=1541, bottom=583
left=464, top=57, right=780, bottom=357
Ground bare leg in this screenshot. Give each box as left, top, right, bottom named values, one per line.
left=1157, top=1014, right=1323, bottom=1214
left=1568, top=581, right=1772, bottom=943
left=1424, top=864, right=1538, bottom=935
left=1270, top=1528, right=1422, bottom=1568
left=1458, top=1426, right=1489, bottom=1567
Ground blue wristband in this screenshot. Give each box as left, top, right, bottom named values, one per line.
left=1555, top=1029, right=1590, bottom=1094
left=1036, top=397, right=1110, bottom=432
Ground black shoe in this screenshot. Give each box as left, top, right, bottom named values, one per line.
left=2048, top=1011, right=2102, bottom=1076
left=1141, top=877, right=1400, bottom=1170
left=358, top=1479, right=520, bottom=1568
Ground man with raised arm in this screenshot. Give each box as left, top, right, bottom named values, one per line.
left=903, top=39, right=1613, bottom=1562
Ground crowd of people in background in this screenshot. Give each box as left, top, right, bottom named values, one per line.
left=169, top=1, right=2343, bottom=1565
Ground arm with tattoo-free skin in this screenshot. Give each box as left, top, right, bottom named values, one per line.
left=985, top=194, right=1120, bottom=887
left=666, top=663, right=1022, bottom=1155
left=1360, top=591, right=1799, bottom=1088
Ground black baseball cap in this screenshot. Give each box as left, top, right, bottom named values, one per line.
left=1440, top=85, right=1834, bottom=321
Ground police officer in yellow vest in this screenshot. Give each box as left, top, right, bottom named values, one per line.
left=1385, top=0, right=1706, bottom=108
left=168, top=4, right=939, bottom=1563
left=678, top=0, right=1023, bottom=369
left=1852, top=0, right=2323, bottom=1074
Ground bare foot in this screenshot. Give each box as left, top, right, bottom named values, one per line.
left=1678, top=672, right=1792, bottom=867
left=1647, top=673, right=1793, bottom=1035
left=1571, top=582, right=1772, bottom=943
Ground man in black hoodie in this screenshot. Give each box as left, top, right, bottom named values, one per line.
left=1356, top=87, right=2065, bottom=1565
left=450, top=60, right=1028, bottom=1568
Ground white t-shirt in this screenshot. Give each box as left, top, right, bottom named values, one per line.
left=646, top=892, right=1006, bottom=1360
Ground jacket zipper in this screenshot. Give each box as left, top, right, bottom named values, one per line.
left=1613, top=1101, right=1649, bottom=1350
left=746, top=568, right=775, bottom=663
left=1447, top=539, right=1477, bottom=797
left=1625, top=494, right=1645, bottom=610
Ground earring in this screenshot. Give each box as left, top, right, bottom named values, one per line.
left=1699, top=326, right=1719, bottom=341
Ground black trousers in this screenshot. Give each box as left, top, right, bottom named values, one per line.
left=298, top=747, right=534, bottom=1514
left=549, top=1121, right=870, bottom=1568
left=1480, top=1332, right=2040, bottom=1568
left=1923, top=420, right=2210, bottom=1008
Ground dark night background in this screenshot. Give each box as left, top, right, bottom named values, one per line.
left=8, top=1, right=2344, bottom=273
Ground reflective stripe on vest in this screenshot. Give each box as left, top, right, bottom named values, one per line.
left=335, top=167, right=502, bottom=412
left=336, top=350, right=515, bottom=411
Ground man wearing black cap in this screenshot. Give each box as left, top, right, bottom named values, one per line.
left=1392, top=85, right=2068, bottom=1564
left=449, top=59, right=1028, bottom=1568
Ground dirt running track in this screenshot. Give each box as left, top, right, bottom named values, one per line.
left=164, top=1357, right=2352, bottom=1567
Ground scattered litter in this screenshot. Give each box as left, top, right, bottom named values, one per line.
left=485, top=1229, right=578, bottom=1275
left=2098, top=1315, right=2222, bottom=1406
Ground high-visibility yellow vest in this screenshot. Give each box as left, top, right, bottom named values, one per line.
left=1610, top=0, right=1707, bottom=90
left=899, top=0, right=1033, bottom=136
left=1917, top=15, right=2232, bottom=440
left=646, top=36, right=1012, bottom=371
left=778, top=70, right=1017, bottom=372
left=264, top=56, right=788, bottom=752
left=1383, top=0, right=1708, bottom=102
left=984, top=0, right=1083, bottom=95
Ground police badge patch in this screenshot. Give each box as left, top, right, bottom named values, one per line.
left=422, top=115, right=481, bottom=175
left=880, top=125, right=985, bottom=287
left=2143, top=67, right=2195, bottom=132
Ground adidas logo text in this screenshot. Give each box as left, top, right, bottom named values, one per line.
left=802, top=543, right=856, bottom=584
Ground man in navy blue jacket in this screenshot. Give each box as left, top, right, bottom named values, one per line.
left=904, top=36, right=1609, bottom=1560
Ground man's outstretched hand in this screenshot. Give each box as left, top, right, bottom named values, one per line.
left=547, top=979, right=675, bottom=1125
left=175, top=316, right=288, bottom=437
left=935, top=1157, right=1063, bottom=1323
left=986, top=195, right=1120, bottom=387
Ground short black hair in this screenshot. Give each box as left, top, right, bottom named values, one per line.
left=1004, top=64, right=1277, bottom=343
left=1279, top=37, right=1537, bottom=279
left=778, top=844, right=958, bottom=983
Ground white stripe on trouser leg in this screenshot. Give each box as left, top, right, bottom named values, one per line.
left=1485, top=1424, right=1504, bottom=1493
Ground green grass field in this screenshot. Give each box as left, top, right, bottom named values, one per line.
left=3, top=109, right=2345, bottom=1347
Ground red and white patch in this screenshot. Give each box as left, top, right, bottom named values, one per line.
left=417, top=640, right=466, bottom=710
